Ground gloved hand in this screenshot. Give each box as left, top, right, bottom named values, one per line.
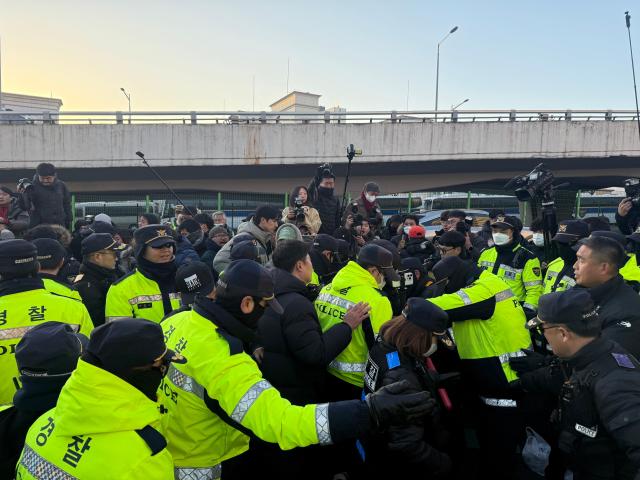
left=523, top=307, right=537, bottom=320
left=365, top=380, right=435, bottom=430
left=509, top=348, right=548, bottom=375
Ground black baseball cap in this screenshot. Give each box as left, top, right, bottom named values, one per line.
left=86, top=318, right=186, bottom=374
left=403, top=298, right=454, bottom=349
left=370, top=239, right=401, bottom=270
left=175, top=261, right=215, bottom=306
left=401, top=257, right=424, bottom=273
left=552, top=220, right=589, bottom=244
left=91, top=221, right=117, bottom=235
left=36, top=163, right=56, bottom=176
left=15, top=322, right=88, bottom=377
left=0, top=239, right=38, bottom=275
left=313, top=234, right=337, bottom=253
left=230, top=240, right=260, bottom=262
left=526, top=289, right=600, bottom=331
left=32, top=238, right=66, bottom=270
left=491, top=215, right=522, bottom=231
left=357, top=244, right=401, bottom=283
left=438, top=230, right=466, bottom=248
left=216, top=259, right=283, bottom=314
left=81, top=233, right=119, bottom=256
left=364, top=182, right=380, bottom=193
left=134, top=224, right=176, bottom=257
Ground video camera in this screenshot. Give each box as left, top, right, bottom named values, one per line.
left=350, top=203, right=364, bottom=228
left=315, top=163, right=335, bottom=183
left=505, top=163, right=555, bottom=202
left=624, top=178, right=640, bottom=208
left=293, top=197, right=306, bottom=223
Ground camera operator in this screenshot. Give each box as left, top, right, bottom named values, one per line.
left=282, top=185, right=322, bottom=235
left=343, top=182, right=384, bottom=236
left=308, top=163, right=341, bottom=236
left=616, top=179, right=640, bottom=234
left=333, top=212, right=374, bottom=257
left=400, top=257, right=437, bottom=298
left=310, top=234, right=341, bottom=286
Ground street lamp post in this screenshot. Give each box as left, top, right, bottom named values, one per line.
left=120, top=87, right=131, bottom=124
left=451, top=98, right=469, bottom=110
left=434, top=26, right=458, bottom=121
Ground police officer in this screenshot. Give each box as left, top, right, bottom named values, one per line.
left=105, top=225, right=180, bottom=323
left=0, top=322, right=88, bottom=478
left=362, top=298, right=454, bottom=479
left=16, top=318, right=182, bottom=479
left=174, top=261, right=215, bottom=309
left=0, top=239, right=93, bottom=405
left=520, top=289, right=640, bottom=479
left=427, top=256, right=532, bottom=479
left=542, top=220, right=589, bottom=295
left=478, top=215, right=543, bottom=316
left=621, top=226, right=640, bottom=289
left=158, top=259, right=432, bottom=480
left=315, top=244, right=396, bottom=400
left=74, top=233, right=121, bottom=327
left=32, top=238, right=82, bottom=301
left=309, top=234, right=339, bottom=287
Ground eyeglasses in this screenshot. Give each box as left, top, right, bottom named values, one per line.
left=439, top=246, right=455, bottom=254
left=535, top=323, right=562, bottom=336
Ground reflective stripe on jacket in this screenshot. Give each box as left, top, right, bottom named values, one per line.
left=105, top=270, right=180, bottom=323
left=315, top=261, right=393, bottom=387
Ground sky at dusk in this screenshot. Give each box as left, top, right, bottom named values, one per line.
left=1, top=0, right=639, bottom=112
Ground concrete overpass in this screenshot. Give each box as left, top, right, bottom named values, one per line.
left=1, top=110, right=640, bottom=195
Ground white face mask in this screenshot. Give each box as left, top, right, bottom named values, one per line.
left=423, top=341, right=438, bottom=358
left=365, top=194, right=377, bottom=203
left=532, top=233, right=545, bottom=247
left=403, top=226, right=411, bottom=235
left=492, top=232, right=511, bottom=246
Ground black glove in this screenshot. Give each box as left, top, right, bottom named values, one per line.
left=509, top=348, right=547, bottom=375
left=365, top=380, right=435, bottom=431
left=523, top=307, right=537, bottom=320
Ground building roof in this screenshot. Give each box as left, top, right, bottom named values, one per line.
left=269, top=91, right=321, bottom=107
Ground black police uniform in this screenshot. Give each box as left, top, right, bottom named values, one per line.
left=74, top=234, right=120, bottom=327
left=360, top=299, right=453, bottom=479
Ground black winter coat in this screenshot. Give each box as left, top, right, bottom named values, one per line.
left=309, top=187, right=341, bottom=235
left=583, top=275, right=640, bottom=359
left=361, top=339, right=452, bottom=479
left=257, top=268, right=352, bottom=405
left=73, top=261, right=120, bottom=327
left=25, top=176, right=72, bottom=229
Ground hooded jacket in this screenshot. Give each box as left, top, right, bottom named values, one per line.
left=16, top=359, right=173, bottom=479
left=315, top=261, right=393, bottom=388
left=258, top=268, right=352, bottom=405
left=25, top=176, right=72, bottom=229
left=212, top=221, right=274, bottom=274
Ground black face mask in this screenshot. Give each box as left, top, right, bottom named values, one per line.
left=216, top=296, right=266, bottom=330
left=556, top=242, right=577, bottom=264
left=318, top=186, right=334, bottom=197
left=122, top=367, right=164, bottom=401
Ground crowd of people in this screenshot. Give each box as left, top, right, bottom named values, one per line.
left=0, top=162, right=639, bottom=480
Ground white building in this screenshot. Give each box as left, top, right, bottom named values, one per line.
left=0, top=91, right=63, bottom=114
left=270, top=91, right=324, bottom=113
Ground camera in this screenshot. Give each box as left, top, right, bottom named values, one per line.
left=316, top=163, right=334, bottom=181
left=293, top=197, right=306, bottom=223
left=16, top=178, right=32, bottom=191
left=392, top=269, right=414, bottom=290
left=505, top=163, right=555, bottom=201
left=624, top=178, right=640, bottom=208
left=350, top=203, right=364, bottom=228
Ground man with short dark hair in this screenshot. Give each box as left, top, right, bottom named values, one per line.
left=519, top=289, right=640, bottom=479
left=308, top=165, right=341, bottom=236
left=179, top=218, right=206, bottom=256
left=574, top=236, right=640, bottom=357
left=310, top=234, right=339, bottom=286
left=25, top=163, right=72, bottom=229
left=194, top=212, right=214, bottom=235
left=439, top=209, right=487, bottom=259
left=33, top=238, right=82, bottom=301
left=74, top=233, right=121, bottom=327
left=213, top=204, right=279, bottom=273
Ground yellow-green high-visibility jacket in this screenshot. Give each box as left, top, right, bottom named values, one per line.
left=40, top=274, right=82, bottom=301
left=542, top=257, right=576, bottom=294
left=105, top=269, right=180, bottom=323
left=0, top=282, right=93, bottom=405
left=620, top=253, right=640, bottom=287
left=315, top=261, right=393, bottom=387
left=478, top=241, right=543, bottom=310
left=16, top=359, right=173, bottom=480
left=427, top=270, right=531, bottom=387
left=158, top=302, right=332, bottom=478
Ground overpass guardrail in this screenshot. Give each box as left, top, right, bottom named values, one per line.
left=0, top=109, right=639, bottom=125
